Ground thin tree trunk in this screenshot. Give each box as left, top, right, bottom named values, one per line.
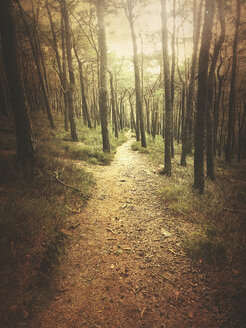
left=61, top=0, right=79, bottom=141
left=226, top=0, right=240, bottom=162
left=161, top=0, right=172, bottom=176
left=109, top=70, right=119, bottom=138
left=17, top=0, right=55, bottom=129
left=73, top=40, right=92, bottom=128
left=180, top=0, right=202, bottom=166
left=194, top=0, right=215, bottom=194
left=170, top=0, right=176, bottom=158
left=125, top=0, right=146, bottom=147
left=96, top=0, right=110, bottom=152
left=60, top=13, right=69, bottom=131
left=206, top=0, right=225, bottom=179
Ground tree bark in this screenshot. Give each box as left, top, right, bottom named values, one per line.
left=17, top=0, right=55, bottom=129
left=225, top=0, right=240, bottom=162
left=125, top=0, right=146, bottom=147
left=61, top=0, right=79, bottom=141
left=109, top=70, right=119, bottom=138
left=0, top=0, right=35, bottom=162
left=180, top=0, right=202, bottom=166
left=96, top=0, right=110, bottom=152
left=194, top=0, right=215, bottom=194
left=161, top=0, right=172, bottom=176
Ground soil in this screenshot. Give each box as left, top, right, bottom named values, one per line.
left=30, top=135, right=245, bottom=328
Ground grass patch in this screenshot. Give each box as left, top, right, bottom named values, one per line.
left=33, top=113, right=127, bottom=165
left=131, top=141, right=150, bottom=154
left=182, top=229, right=226, bottom=265
left=135, top=133, right=246, bottom=269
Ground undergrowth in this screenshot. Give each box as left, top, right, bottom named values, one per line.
left=34, top=113, right=127, bottom=165
left=0, top=111, right=129, bottom=326
left=131, top=133, right=246, bottom=267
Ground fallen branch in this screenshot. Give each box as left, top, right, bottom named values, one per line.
left=224, top=208, right=246, bottom=213
left=54, top=171, right=84, bottom=194
left=168, top=249, right=185, bottom=256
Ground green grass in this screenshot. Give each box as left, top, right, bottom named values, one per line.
left=131, top=141, right=150, bottom=154
left=33, top=113, right=127, bottom=165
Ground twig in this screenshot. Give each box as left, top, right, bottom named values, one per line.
left=106, top=228, right=116, bottom=234
left=224, top=208, right=246, bottom=213
left=216, top=306, right=220, bottom=324
left=54, top=171, right=82, bottom=193
left=168, top=249, right=185, bottom=256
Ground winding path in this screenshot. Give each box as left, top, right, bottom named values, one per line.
left=32, top=136, right=221, bottom=328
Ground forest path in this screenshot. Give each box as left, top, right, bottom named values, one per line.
left=32, top=133, right=220, bottom=328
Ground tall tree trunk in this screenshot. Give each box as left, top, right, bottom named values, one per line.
left=96, top=0, right=110, bottom=152
left=125, top=0, right=146, bottom=147
left=194, top=0, right=215, bottom=194
left=225, top=0, right=240, bottom=162
left=180, top=0, right=202, bottom=166
left=161, top=0, right=172, bottom=176
left=60, top=13, right=69, bottom=131
left=0, top=0, right=35, bottom=162
left=109, top=70, right=119, bottom=138
left=46, top=0, right=62, bottom=79
left=238, top=102, right=246, bottom=162
left=17, top=0, right=55, bottom=129
left=73, top=40, right=92, bottom=128
left=170, top=0, right=176, bottom=158
left=206, top=0, right=225, bottom=179
left=61, top=0, right=79, bottom=141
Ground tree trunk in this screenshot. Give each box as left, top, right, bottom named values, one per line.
left=225, top=0, right=240, bottom=162
left=125, top=0, right=146, bottom=147
left=194, top=0, right=215, bottom=194
left=161, top=0, right=172, bottom=176
left=170, top=0, right=176, bottom=158
left=0, top=0, right=35, bottom=162
left=180, top=0, right=202, bottom=166
left=61, top=0, right=79, bottom=141
left=17, top=0, right=55, bottom=129
left=109, top=70, right=119, bottom=138
left=73, top=40, right=92, bottom=129
left=206, top=0, right=225, bottom=179
left=96, top=0, right=110, bottom=152
left=60, top=13, right=69, bottom=131
left=238, top=102, right=246, bottom=162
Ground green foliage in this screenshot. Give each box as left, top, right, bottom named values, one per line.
left=131, top=141, right=150, bottom=154
left=33, top=114, right=127, bottom=165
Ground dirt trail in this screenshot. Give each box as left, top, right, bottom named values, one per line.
left=32, top=136, right=222, bottom=328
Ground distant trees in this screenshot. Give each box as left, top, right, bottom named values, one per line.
left=0, top=0, right=245, bottom=186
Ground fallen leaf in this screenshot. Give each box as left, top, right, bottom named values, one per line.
left=175, top=291, right=180, bottom=301
left=188, top=312, right=194, bottom=318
